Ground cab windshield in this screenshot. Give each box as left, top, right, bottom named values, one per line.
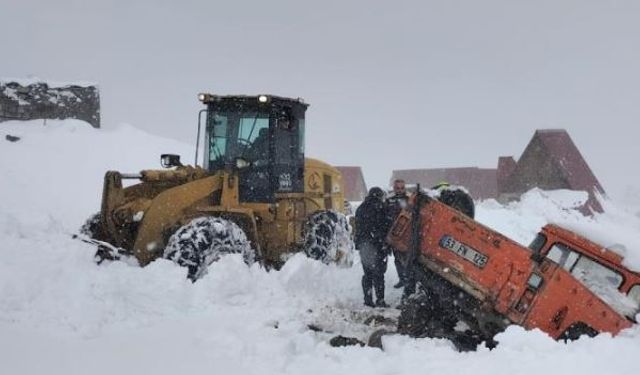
left=206, top=111, right=270, bottom=170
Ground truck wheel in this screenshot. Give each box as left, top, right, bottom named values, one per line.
left=438, top=188, right=475, bottom=218
left=164, top=217, right=255, bottom=281
left=559, top=322, right=598, bottom=342
left=397, top=290, right=437, bottom=337
left=303, top=211, right=354, bottom=267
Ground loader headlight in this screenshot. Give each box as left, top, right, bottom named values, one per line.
left=258, top=95, right=269, bottom=103
left=235, top=157, right=250, bottom=169
left=198, top=93, right=214, bottom=103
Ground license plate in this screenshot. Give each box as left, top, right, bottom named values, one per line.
left=439, top=235, right=488, bottom=268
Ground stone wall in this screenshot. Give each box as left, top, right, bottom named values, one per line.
left=0, top=80, right=100, bottom=128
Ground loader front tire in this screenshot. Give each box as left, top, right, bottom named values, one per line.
left=303, top=211, right=354, bottom=267
left=164, top=217, right=255, bottom=281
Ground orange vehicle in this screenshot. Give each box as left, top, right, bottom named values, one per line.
left=387, top=190, right=639, bottom=347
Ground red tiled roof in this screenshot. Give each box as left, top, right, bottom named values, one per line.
left=535, top=130, right=604, bottom=193
left=534, top=129, right=604, bottom=212
left=500, top=129, right=605, bottom=213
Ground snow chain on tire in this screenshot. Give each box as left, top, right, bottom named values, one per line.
left=303, top=211, right=355, bottom=267
left=164, top=216, right=255, bottom=281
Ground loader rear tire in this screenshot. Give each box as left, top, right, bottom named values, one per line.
left=164, top=217, right=255, bottom=281
left=303, top=211, right=354, bottom=267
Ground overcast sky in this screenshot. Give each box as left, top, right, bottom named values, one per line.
left=2, top=0, right=639, bottom=199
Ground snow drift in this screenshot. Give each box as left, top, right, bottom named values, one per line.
left=1, top=120, right=639, bottom=375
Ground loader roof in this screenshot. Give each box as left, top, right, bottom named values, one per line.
left=199, top=93, right=309, bottom=110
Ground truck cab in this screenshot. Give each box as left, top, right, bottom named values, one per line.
left=530, top=224, right=640, bottom=319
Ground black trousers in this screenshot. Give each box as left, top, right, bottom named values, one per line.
left=394, top=250, right=417, bottom=301
left=359, top=241, right=388, bottom=303
left=393, top=249, right=407, bottom=284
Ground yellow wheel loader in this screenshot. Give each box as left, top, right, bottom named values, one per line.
left=81, top=94, right=354, bottom=280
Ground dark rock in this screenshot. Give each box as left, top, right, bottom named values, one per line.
left=5, top=134, right=20, bottom=142
left=329, top=335, right=365, bottom=347
left=367, top=328, right=394, bottom=349
left=364, top=314, right=396, bottom=327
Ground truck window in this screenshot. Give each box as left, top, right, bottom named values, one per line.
left=629, top=285, right=640, bottom=310
left=528, top=233, right=547, bottom=252
left=571, top=256, right=623, bottom=290
left=546, top=242, right=633, bottom=316
left=546, top=243, right=579, bottom=271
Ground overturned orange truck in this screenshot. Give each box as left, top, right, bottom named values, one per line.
left=387, top=190, right=639, bottom=344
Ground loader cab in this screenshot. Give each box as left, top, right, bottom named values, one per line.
left=199, top=94, right=307, bottom=203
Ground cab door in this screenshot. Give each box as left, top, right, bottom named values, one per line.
left=272, top=115, right=304, bottom=195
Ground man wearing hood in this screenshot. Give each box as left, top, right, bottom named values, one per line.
left=355, top=187, right=391, bottom=307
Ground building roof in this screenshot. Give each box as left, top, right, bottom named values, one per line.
left=390, top=167, right=497, bottom=200
left=501, top=129, right=605, bottom=213
left=535, top=129, right=604, bottom=193
left=336, top=166, right=368, bottom=202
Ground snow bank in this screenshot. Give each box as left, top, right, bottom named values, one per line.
left=0, top=120, right=193, bottom=230
left=475, top=189, right=640, bottom=271
left=1, top=120, right=639, bottom=374
left=1, top=76, right=97, bottom=88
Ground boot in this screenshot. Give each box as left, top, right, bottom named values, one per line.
left=375, top=300, right=389, bottom=308
left=363, top=275, right=374, bottom=307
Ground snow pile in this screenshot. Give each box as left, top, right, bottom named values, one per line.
left=1, top=120, right=640, bottom=374
left=1, top=76, right=97, bottom=88
left=475, top=189, right=640, bottom=271
left=0, top=120, right=192, bottom=229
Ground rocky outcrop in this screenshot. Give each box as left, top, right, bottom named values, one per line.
left=0, top=79, right=100, bottom=128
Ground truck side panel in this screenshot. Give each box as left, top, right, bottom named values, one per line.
left=522, top=261, right=632, bottom=338
left=392, top=200, right=534, bottom=311
left=388, top=196, right=633, bottom=338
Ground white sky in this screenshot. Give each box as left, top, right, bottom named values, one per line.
left=2, top=0, right=639, bottom=199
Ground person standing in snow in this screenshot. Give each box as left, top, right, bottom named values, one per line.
left=355, top=187, right=391, bottom=307
left=385, top=179, right=410, bottom=289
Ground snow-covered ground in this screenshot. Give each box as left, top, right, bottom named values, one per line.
left=1, top=120, right=640, bottom=374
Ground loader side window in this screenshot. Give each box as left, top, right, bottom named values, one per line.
left=298, top=119, right=305, bottom=156
left=206, top=112, right=270, bottom=171
left=209, top=114, right=228, bottom=165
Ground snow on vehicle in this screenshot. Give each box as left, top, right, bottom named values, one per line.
left=387, top=189, right=638, bottom=347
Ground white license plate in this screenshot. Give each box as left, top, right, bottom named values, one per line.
left=439, top=235, right=488, bottom=268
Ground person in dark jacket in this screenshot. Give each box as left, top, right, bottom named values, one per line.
left=385, top=179, right=410, bottom=289
left=355, top=187, right=390, bottom=307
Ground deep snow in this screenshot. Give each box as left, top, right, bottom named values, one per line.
left=1, top=120, right=639, bottom=375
